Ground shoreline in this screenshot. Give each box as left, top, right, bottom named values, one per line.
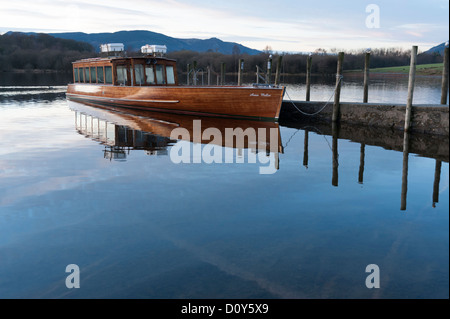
left=1, top=69, right=70, bottom=74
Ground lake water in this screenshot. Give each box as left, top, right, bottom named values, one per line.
left=0, top=74, right=448, bottom=299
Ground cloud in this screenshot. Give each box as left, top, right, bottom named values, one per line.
left=0, top=0, right=448, bottom=51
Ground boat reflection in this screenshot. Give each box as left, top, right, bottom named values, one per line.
left=69, top=100, right=283, bottom=172
left=70, top=100, right=448, bottom=209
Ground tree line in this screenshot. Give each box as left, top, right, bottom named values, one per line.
left=0, top=32, right=94, bottom=72
left=166, top=48, right=443, bottom=76
left=0, top=32, right=444, bottom=75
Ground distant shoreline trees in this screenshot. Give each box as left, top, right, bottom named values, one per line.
left=0, top=32, right=95, bottom=72
left=0, top=32, right=444, bottom=75
left=166, top=48, right=443, bottom=77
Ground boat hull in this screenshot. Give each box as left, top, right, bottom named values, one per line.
left=66, top=84, right=284, bottom=120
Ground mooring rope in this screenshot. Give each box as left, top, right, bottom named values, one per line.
left=284, top=74, right=343, bottom=116
left=282, top=124, right=333, bottom=153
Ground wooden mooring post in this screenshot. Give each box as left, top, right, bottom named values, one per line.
left=363, top=51, right=371, bottom=103
left=404, top=46, right=418, bottom=132
left=187, top=63, right=190, bottom=85
left=266, top=56, right=272, bottom=85
left=192, top=61, right=198, bottom=86
left=441, top=45, right=449, bottom=105
left=274, top=55, right=283, bottom=86
left=220, top=62, right=226, bottom=86
left=238, top=59, right=244, bottom=86
left=207, top=66, right=211, bottom=86
left=431, top=45, right=448, bottom=207
left=332, top=52, right=344, bottom=122
left=306, top=55, right=312, bottom=101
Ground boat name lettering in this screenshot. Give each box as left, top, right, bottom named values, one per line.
left=250, top=93, right=271, bottom=97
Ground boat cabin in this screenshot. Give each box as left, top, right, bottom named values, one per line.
left=72, top=56, right=178, bottom=87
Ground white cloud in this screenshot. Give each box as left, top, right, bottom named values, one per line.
left=0, top=0, right=448, bottom=51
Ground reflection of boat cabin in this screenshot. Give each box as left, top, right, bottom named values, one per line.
left=72, top=57, right=178, bottom=86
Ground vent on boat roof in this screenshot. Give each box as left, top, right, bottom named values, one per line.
left=141, top=44, right=167, bottom=56
left=100, top=43, right=125, bottom=57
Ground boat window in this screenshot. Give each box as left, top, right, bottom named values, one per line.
left=90, top=67, right=96, bottom=83
left=105, top=66, right=113, bottom=84
left=97, top=66, right=104, bottom=84
left=134, top=64, right=145, bottom=85
left=155, top=65, right=165, bottom=84
left=80, top=67, right=85, bottom=82
left=145, top=65, right=155, bottom=84
left=85, top=67, right=90, bottom=83
left=166, top=65, right=175, bottom=84
left=117, top=65, right=128, bottom=85
left=74, top=68, right=79, bottom=82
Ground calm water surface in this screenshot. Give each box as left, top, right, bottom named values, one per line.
left=0, top=74, right=448, bottom=299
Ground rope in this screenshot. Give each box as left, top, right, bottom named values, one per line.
left=282, top=125, right=334, bottom=152
left=285, top=75, right=343, bottom=116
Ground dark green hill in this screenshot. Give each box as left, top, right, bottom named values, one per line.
left=0, top=32, right=95, bottom=71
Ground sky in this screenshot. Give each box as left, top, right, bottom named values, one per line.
left=0, top=0, right=448, bottom=53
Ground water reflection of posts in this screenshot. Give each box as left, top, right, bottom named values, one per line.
left=303, top=130, right=309, bottom=168
left=358, top=143, right=365, bottom=184
left=332, top=122, right=339, bottom=187
left=433, top=160, right=442, bottom=208
left=401, top=131, right=410, bottom=211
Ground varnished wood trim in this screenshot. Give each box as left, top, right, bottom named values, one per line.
left=66, top=93, right=179, bottom=104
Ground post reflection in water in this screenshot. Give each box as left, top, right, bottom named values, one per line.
left=358, top=144, right=365, bottom=184
left=70, top=100, right=448, bottom=211
left=401, top=131, right=410, bottom=211
left=279, top=117, right=448, bottom=212
left=0, top=88, right=448, bottom=299
left=303, top=130, right=309, bottom=168
left=331, top=122, right=339, bottom=187
left=433, top=160, right=442, bottom=208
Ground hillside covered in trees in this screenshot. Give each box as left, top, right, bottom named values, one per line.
left=0, top=32, right=95, bottom=72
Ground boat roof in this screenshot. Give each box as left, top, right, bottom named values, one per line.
left=72, top=55, right=176, bottom=64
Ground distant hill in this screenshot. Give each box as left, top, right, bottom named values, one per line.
left=425, top=41, right=449, bottom=55
left=0, top=32, right=94, bottom=71
left=44, top=30, right=261, bottom=55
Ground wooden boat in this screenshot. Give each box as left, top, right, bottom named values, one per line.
left=66, top=45, right=285, bottom=121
